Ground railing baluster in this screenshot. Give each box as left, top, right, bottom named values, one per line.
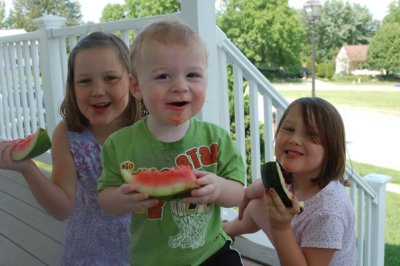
left=232, top=63, right=246, bottom=163
left=263, top=95, right=274, bottom=162
left=249, top=80, right=260, bottom=183
left=357, top=189, right=365, bottom=266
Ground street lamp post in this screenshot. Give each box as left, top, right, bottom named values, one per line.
left=304, top=0, right=321, bottom=97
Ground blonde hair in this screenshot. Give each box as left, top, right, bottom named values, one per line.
left=130, top=20, right=208, bottom=76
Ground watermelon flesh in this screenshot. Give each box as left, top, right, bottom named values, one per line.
left=10, top=128, right=52, bottom=161
left=121, top=165, right=199, bottom=200
left=261, top=161, right=304, bottom=212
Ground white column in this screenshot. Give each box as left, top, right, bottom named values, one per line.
left=364, top=173, right=392, bottom=266
left=32, top=15, right=66, bottom=136
left=180, top=0, right=221, bottom=127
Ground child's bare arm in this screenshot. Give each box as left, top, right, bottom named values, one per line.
left=183, top=170, right=244, bottom=207
left=98, top=184, right=159, bottom=216
left=244, top=178, right=265, bottom=199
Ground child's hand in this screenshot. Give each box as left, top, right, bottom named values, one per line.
left=265, top=188, right=301, bottom=230
left=183, top=170, right=222, bottom=204
left=0, top=141, right=35, bottom=172
left=118, top=183, right=159, bottom=213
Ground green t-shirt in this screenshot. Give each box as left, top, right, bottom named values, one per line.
left=98, top=118, right=245, bottom=266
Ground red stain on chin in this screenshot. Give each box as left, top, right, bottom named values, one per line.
left=171, top=118, right=183, bottom=126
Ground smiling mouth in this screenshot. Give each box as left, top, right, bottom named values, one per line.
left=286, top=150, right=303, bottom=156
left=92, top=103, right=110, bottom=109
left=168, top=101, right=188, bottom=107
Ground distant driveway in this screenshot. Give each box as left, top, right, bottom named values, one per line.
left=338, top=106, right=400, bottom=171
left=273, top=80, right=400, bottom=171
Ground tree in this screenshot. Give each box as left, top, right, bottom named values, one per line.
left=0, top=0, right=5, bottom=28
left=8, top=0, right=81, bottom=31
left=100, top=3, right=125, bottom=23
left=217, top=0, right=304, bottom=77
left=99, top=0, right=180, bottom=23
left=124, top=0, right=179, bottom=18
left=383, top=0, right=400, bottom=24
left=311, top=0, right=378, bottom=62
left=367, top=23, right=400, bottom=73
left=368, top=1, right=400, bottom=74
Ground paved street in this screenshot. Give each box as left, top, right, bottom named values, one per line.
left=272, top=80, right=400, bottom=172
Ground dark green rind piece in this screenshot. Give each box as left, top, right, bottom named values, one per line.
left=260, top=161, right=304, bottom=212
left=11, top=128, right=52, bottom=161
left=149, top=190, right=193, bottom=201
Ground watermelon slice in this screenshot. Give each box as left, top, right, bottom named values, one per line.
left=261, top=161, right=304, bottom=212
left=121, top=165, right=199, bottom=200
left=10, top=128, right=52, bottom=161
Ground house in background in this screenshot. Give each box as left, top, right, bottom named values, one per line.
left=335, top=44, right=370, bottom=75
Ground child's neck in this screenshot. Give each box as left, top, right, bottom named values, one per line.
left=89, top=124, right=120, bottom=145
left=291, top=178, right=321, bottom=201
left=146, top=116, right=190, bottom=143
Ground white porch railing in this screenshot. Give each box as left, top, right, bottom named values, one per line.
left=0, top=0, right=390, bottom=265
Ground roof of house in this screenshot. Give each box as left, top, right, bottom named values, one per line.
left=343, top=44, right=369, bottom=62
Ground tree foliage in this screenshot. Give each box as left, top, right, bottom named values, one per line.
left=383, top=0, right=400, bottom=24
left=100, top=3, right=125, bottom=23
left=368, top=2, right=400, bottom=74
left=311, top=0, right=378, bottom=62
left=124, top=0, right=179, bottom=19
left=0, top=1, right=5, bottom=28
left=99, top=0, right=180, bottom=22
left=217, top=0, right=304, bottom=77
left=8, top=0, right=81, bottom=31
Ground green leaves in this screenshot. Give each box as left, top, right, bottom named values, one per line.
left=217, top=0, right=304, bottom=76
left=7, top=0, right=81, bottom=31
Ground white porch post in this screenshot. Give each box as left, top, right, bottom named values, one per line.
left=32, top=15, right=66, bottom=137
left=180, top=0, right=222, bottom=127
left=364, top=173, right=392, bottom=266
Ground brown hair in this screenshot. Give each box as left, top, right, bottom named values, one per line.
left=276, top=97, right=346, bottom=188
left=60, top=31, right=143, bottom=132
left=130, top=20, right=208, bottom=76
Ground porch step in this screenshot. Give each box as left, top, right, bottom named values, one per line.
left=233, top=236, right=280, bottom=266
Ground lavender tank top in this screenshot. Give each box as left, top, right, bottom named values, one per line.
left=60, top=128, right=130, bottom=265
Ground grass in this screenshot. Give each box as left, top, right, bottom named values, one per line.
left=278, top=90, right=400, bottom=114
left=349, top=161, right=400, bottom=185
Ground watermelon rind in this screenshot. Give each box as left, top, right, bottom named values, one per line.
left=10, top=128, right=52, bottom=161
left=121, top=169, right=133, bottom=183
left=260, top=161, right=304, bottom=212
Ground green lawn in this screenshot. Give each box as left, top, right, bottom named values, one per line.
left=349, top=161, right=400, bottom=185
left=278, top=90, right=400, bottom=114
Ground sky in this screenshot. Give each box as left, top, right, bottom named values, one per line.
left=289, top=0, right=393, bottom=21
left=3, top=0, right=394, bottom=22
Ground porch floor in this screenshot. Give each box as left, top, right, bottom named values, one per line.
left=0, top=169, right=278, bottom=266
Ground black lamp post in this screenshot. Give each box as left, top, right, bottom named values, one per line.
left=304, top=0, right=321, bottom=97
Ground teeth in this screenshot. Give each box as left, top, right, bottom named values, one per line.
left=94, top=103, right=109, bottom=107
left=287, top=150, right=301, bottom=155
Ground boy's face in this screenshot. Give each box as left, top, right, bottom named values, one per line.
left=131, top=40, right=207, bottom=126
